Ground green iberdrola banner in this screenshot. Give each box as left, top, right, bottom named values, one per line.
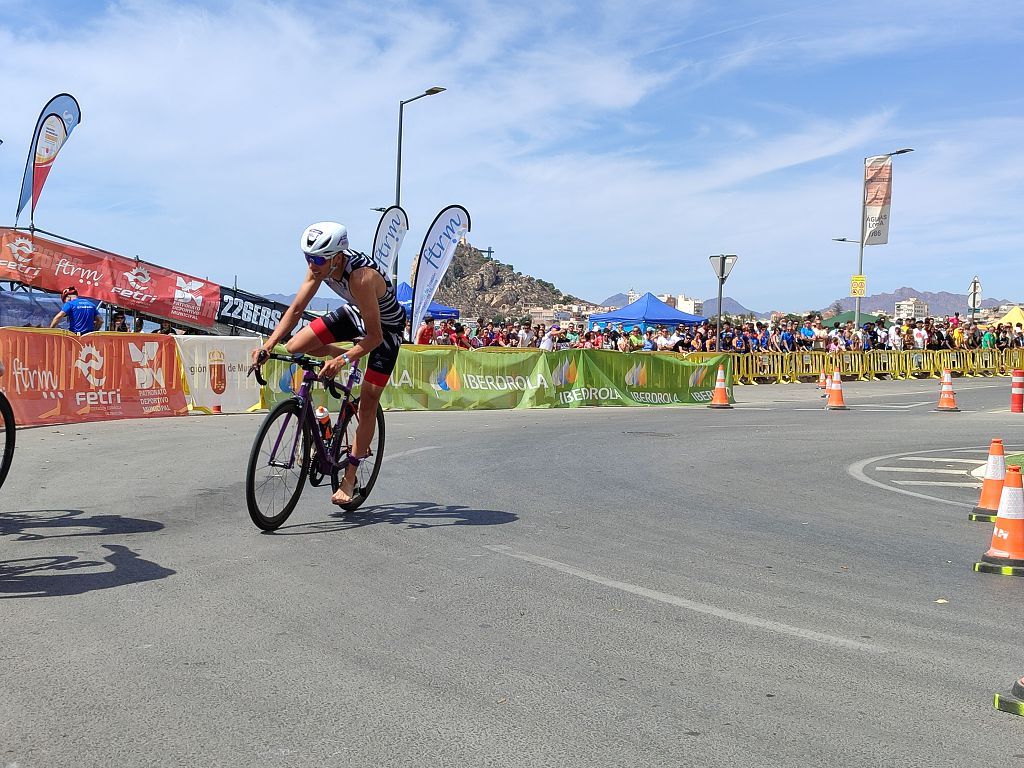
left=260, top=348, right=733, bottom=410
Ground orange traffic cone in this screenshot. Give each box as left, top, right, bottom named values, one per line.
left=818, top=370, right=828, bottom=398
left=975, top=466, right=1024, bottom=577
left=826, top=370, right=848, bottom=410
left=708, top=365, right=733, bottom=409
left=970, top=438, right=1006, bottom=523
left=935, top=370, right=960, bottom=412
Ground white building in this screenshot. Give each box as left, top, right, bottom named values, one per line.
left=625, top=289, right=641, bottom=305
left=894, top=298, right=929, bottom=319
left=655, top=294, right=677, bottom=308
left=676, top=294, right=704, bottom=316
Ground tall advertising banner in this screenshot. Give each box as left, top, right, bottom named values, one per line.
left=371, top=205, right=409, bottom=277
left=173, top=336, right=263, bottom=413
left=863, top=154, right=893, bottom=246
left=16, top=93, right=82, bottom=224
left=0, top=328, right=187, bottom=426
left=0, top=228, right=220, bottom=327
left=410, top=205, right=470, bottom=336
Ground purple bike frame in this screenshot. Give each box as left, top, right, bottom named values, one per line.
left=266, top=363, right=362, bottom=474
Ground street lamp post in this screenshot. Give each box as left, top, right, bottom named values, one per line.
left=849, top=147, right=913, bottom=329
left=392, top=87, right=445, bottom=283
left=708, top=254, right=738, bottom=351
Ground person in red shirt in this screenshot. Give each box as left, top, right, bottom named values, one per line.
left=452, top=323, right=472, bottom=349
left=415, top=316, right=436, bottom=345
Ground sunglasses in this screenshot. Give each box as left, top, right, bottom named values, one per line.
left=304, top=253, right=332, bottom=267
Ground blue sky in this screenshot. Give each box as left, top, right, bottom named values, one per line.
left=0, top=0, right=1021, bottom=312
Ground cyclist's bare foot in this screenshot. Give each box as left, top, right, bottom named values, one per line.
left=331, top=473, right=357, bottom=506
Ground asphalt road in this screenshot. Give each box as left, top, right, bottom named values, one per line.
left=3, top=376, right=1024, bottom=767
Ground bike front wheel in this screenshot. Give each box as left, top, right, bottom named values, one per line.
left=0, top=393, right=15, bottom=491
left=246, top=399, right=310, bottom=531
left=331, top=401, right=385, bottom=512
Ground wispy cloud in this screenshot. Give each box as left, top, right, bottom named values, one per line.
left=0, top=0, right=1020, bottom=309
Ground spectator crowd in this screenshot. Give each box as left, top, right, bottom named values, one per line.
left=411, top=314, right=1024, bottom=353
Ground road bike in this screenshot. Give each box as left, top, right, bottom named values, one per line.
left=0, top=386, right=15, bottom=491
left=246, top=352, right=385, bottom=531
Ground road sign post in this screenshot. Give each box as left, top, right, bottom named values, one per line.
left=968, top=276, right=982, bottom=321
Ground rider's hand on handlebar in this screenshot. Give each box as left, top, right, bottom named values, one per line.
left=319, top=353, right=350, bottom=381
left=251, top=347, right=270, bottom=367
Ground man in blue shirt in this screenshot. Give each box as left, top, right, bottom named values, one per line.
left=49, top=287, right=100, bottom=335
left=780, top=323, right=797, bottom=352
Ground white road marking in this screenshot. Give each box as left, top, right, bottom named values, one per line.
left=484, top=545, right=887, bottom=654
left=896, top=457, right=985, bottom=464
left=382, top=446, right=438, bottom=463
left=892, top=480, right=981, bottom=488
left=875, top=467, right=972, bottom=475
left=848, top=449, right=980, bottom=508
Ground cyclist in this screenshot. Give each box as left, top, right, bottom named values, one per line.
left=253, top=221, right=405, bottom=506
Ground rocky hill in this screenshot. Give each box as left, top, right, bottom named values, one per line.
left=432, top=243, right=591, bottom=321
left=827, top=287, right=1013, bottom=318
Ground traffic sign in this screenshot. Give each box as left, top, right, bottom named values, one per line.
left=968, top=276, right=982, bottom=311
left=850, top=274, right=867, bottom=298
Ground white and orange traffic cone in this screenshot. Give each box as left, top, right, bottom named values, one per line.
left=708, top=365, right=733, bottom=409
left=935, top=369, right=960, bottom=412
left=819, top=370, right=829, bottom=398
left=1012, top=370, right=1024, bottom=414
left=975, top=466, right=1024, bottom=577
left=825, top=370, right=848, bottom=410
left=970, top=438, right=1006, bottom=523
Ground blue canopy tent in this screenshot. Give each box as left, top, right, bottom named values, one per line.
left=588, top=292, right=706, bottom=331
left=396, top=282, right=460, bottom=321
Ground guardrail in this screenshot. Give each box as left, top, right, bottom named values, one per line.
left=697, top=348, right=1023, bottom=384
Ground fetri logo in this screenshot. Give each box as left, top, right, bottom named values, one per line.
left=74, top=345, right=106, bottom=387
left=6, top=237, right=34, bottom=261
left=114, top=264, right=158, bottom=304
left=551, top=358, right=578, bottom=387
left=624, top=362, right=647, bottom=387
left=2, top=237, right=42, bottom=279
left=432, top=364, right=461, bottom=392
left=128, top=341, right=165, bottom=389
left=124, top=265, right=152, bottom=292
left=174, top=277, right=204, bottom=308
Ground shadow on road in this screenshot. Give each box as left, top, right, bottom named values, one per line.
left=0, top=544, right=175, bottom=599
left=273, top=500, right=518, bottom=535
left=0, top=509, right=175, bottom=598
left=0, top=508, right=163, bottom=541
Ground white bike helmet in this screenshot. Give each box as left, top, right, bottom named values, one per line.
left=300, top=221, right=349, bottom=258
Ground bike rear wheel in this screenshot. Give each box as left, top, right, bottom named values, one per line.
left=246, top=399, right=310, bottom=531
left=0, top=393, right=15, bottom=491
left=331, top=401, right=385, bottom=512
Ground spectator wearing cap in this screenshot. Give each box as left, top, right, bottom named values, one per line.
left=539, top=324, right=560, bottom=351
left=49, top=287, right=100, bottom=335
left=110, top=311, right=129, bottom=333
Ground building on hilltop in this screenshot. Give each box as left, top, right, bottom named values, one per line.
left=626, top=289, right=641, bottom=305
left=894, top=298, right=929, bottom=319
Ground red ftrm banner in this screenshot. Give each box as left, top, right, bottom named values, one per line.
left=0, top=328, right=188, bottom=426
left=0, top=228, right=220, bottom=327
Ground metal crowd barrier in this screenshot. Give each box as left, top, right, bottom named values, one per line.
left=670, top=349, right=1023, bottom=384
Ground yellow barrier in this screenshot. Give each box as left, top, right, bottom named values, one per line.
left=1005, top=349, right=1024, bottom=373
left=973, top=349, right=1001, bottom=376
left=930, top=349, right=973, bottom=378
left=827, top=351, right=867, bottom=380
left=789, top=351, right=826, bottom=382
left=902, top=350, right=933, bottom=378
left=864, top=350, right=906, bottom=380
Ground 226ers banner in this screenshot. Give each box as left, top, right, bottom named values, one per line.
left=0, top=328, right=187, bottom=426
left=0, top=228, right=220, bottom=327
